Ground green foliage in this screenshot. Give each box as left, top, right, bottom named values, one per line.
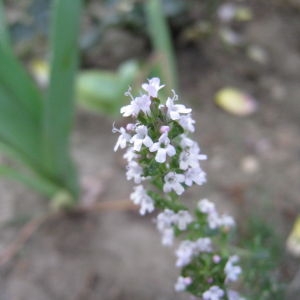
left=145, top=0, right=178, bottom=90
left=240, top=216, right=287, bottom=299
left=77, top=60, right=140, bottom=115
left=43, top=0, right=82, bottom=199
left=0, top=0, right=82, bottom=203
left=78, top=0, right=179, bottom=114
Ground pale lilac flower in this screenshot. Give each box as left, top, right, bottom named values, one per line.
left=225, top=255, right=242, bottom=282
left=161, top=227, right=175, bottom=246
left=178, top=114, right=196, bottom=132
left=130, top=185, right=155, bottom=215
left=175, top=210, right=193, bottom=230
left=197, top=199, right=216, bottom=215
left=179, top=148, right=200, bottom=170
left=156, top=209, right=176, bottom=231
left=157, top=210, right=193, bottom=246
left=180, top=135, right=194, bottom=148
left=175, top=240, right=196, bottom=267
left=166, top=91, right=192, bottom=120
left=207, top=212, right=222, bottom=230
left=202, top=286, right=225, bottom=300
left=219, top=214, right=235, bottom=229
left=184, top=167, right=206, bottom=186
left=163, top=172, right=185, bottom=195
left=130, top=125, right=153, bottom=151
left=113, top=126, right=131, bottom=152
left=123, top=147, right=138, bottom=162
left=207, top=212, right=236, bottom=230
left=142, top=77, right=165, bottom=97
left=126, top=160, right=143, bottom=184
left=149, top=132, right=176, bottom=163
left=121, top=94, right=151, bottom=117
left=174, top=276, right=192, bottom=292
left=156, top=209, right=176, bottom=246
left=179, top=141, right=207, bottom=170
left=194, top=237, right=212, bottom=253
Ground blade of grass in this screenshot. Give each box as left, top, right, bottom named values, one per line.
left=43, top=0, right=82, bottom=199
left=0, top=0, right=10, bottom=51
left=0, top=165, right=59, bottom=198
left=0, top=2, right=42, bottom=123
left=0, top=46, right=43, bottom=125
left=0, top=86, right=42, bottom=168
left=145, top=0, right=178, bottom=90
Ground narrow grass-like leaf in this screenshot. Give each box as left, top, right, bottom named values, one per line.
left=0, top=85, right=42, bottom=168
left=145, top=0, right=178, bottom=90
left=0, top=165, right=59, bottom=198
left=0, top=0, right=10, bottom=50
left=0, top=46, right=43, bottom=125
left=43, top=0, right=82, bottom=199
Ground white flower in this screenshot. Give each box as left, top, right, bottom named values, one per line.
left=134, top=94, right=152, bottom=115
left=219, top=214, right=235, bottom=229
left=180, top=135, right=194, bottom=148
left=202, top=286, right=225, bottom=300
left=156, top=210, right=193, bottom=246
left=175, top=210, right=193, bottom=230
left=149, top=132, right=176, bottom=163
left=165, top=91, right=192, bottom=120
left=225, top=255, right=242, bottom=282
left=197, top=199, right=216, bottom=214
left=126, top=160, right=143, bottom=183
left=194, top=237, right=212, bottom=252
left=161, top=227, right=175, bottom=246
left=207, top=212, right=222, bottom=230
left=121, top=94, right=151, bottom=117
left=174, top=276, right=192, bottom=292
left=130, top=185, right=155, bottom=215
left=163, top=172, right=185, bottom=195
left=142, top=77, right=165, bottom=97
left=156, top=209, right=176, bottom=246
left=175, top=240, right=196, bottom=267
left=178, top=114, right=196, bottom=132
left=156, top=209, right=176, bottom=231
left=184, top=167, right=206, bottom=186
left=123, top=147, right=138, bottom=162
left=179, top=149, right=198, bottom=170
left=113, top=126, right=131, bottom=152
left=179, top=140, right=207, bottom=171
left=130, top=125, right=153, bottom=151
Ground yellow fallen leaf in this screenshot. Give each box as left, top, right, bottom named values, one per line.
left=286, top=216, right=300, bottom=257
left=215, top=87, right=257, bottom=116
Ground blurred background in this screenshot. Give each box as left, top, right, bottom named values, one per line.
left=0, top=0, right=299, bottom=299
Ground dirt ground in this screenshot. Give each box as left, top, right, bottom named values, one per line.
left=0, top=1, right=300, bottom=299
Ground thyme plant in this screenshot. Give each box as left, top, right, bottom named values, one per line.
left=114, top=78, right=244, bottom=299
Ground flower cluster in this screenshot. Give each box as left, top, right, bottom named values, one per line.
left=114, top=78, right=243, bottom=299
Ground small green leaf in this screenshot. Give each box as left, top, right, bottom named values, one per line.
left=77, top=60, right=140, bottom=115
left=169, top=121, right=184, bottom=139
